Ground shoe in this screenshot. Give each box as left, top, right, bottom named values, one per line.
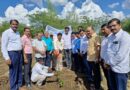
left=27, top=84, right=31, bottom=88
left=26, top=84, right=31, bottom=89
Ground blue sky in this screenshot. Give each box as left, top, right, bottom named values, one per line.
left=93, top=0, right=130, bottom=15
left=0, top=0, right=130, bottom=24
left=0, top=0, right=130, bottom=17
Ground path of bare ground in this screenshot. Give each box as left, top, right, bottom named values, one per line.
left=0, top=51, right=130, bottom=90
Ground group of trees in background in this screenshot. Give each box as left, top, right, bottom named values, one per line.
left=0, top=0, right=130, bottom=36
left=122, top=19, right=130, bottom=33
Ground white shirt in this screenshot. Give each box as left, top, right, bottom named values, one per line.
left=80, top=35, right=88, bottom=54
left=32, top=39, right=46, bottom=58
left=62, top=31, right=72, bottom=49
left=31, top=62, right=54, bottom=81
left=100, top=33, right=112, bottom=60
left=104, top=29, right=130, bottom=73
left=1, top=28, right=22, bottom=60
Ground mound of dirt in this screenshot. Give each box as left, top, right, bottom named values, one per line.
left=27, top=68, right=87, bottom=90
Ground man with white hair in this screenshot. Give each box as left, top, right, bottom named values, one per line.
left=42, top=32, right=54, bottom=68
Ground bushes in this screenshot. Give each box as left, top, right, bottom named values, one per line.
left=122, top=18, right=130, bottom=33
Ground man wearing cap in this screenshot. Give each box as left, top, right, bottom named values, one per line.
left=31, top=59, right=54, bottom=86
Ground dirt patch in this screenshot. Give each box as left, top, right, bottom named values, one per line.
left=24, top=68, right=87, bottom=90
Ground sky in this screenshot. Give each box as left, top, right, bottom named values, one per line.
left=0, top=0, right=130, bottom=24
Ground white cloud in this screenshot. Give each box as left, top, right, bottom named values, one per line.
left=4, top=4, right=47, bottom=24
left=49, top=0, right=68, bottom=5
left=122, top=0, right=130, bottom=9
left=110, top=11, right=125, bottom=20
left=126, top=14, right=130, bottom=18
left=5, top=4, right=29, bottom=24
left=29, top=7, right=48, bottom=14
left=23, top=0, right=43, bottom=8
left=79, top=0, right=106, bottom=19
left=108, top=2, right=119, bottom=8
left=0, top=17, right=5, bottom=25
left=61, top=2, right=75, bottom=18
left=60, top=0, right=106, bottom=20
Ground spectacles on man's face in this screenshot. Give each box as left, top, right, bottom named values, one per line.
left=109, top=23, right=121, bottom=28
left=109, top=24, right=117, bottom=28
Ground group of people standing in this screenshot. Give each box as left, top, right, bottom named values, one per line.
left=1, top=18, right=130, bottom=90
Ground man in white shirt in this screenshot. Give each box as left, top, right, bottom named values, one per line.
left=62, top=27, right=72, bottom=69
left=100, top=23, right=112, bottom=90
left=1, top=19, right=23, bottom=90
left=104, top=18, right=130, bottom=90
left=31, top=59, right=54, bottom=86
left=32, top=32, right=47, bottom=62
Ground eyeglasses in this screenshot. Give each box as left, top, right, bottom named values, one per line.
left=109, top=24, right=117, bottom=28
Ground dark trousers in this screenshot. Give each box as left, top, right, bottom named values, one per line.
left=24, top=54, right=32, bottom=85
left=100, top=60, right=112, bottom=90
left=78, top=54, right=84, bottom=72
left=72, top=53, right=80, bottom=72
left=87, top=61, right=101, bottom=89
left=64, top=49, right=72, bottom=69
left=81, top=53, right=90, bottom=74
left=109, top=69, right=128, bottom=90
left=45, top=51, right=52, bottom=67
left=8, top=51, right=23, bottom=90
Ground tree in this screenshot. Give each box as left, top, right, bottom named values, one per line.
left=0, top=21, right=26, bottom=36
left=122, top=18, right=130, bottom=33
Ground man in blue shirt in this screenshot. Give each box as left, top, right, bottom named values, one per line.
left=71, top=32, right=81, bottom=72
left=79, top=29, right=89, bottom=74
left=42, top=32, right=54, bottom=68
left=104, top=18, right=130, bottom=90
left=1, top=19, right=23, bottom=90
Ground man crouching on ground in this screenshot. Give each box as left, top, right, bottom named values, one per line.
left=31, top=59, right=54, bottom=86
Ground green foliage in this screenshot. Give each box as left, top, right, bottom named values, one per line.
left=0, top=21, right=25, bottom=36
left=122, top=18, right=130, bottom=33
left=0, top=21, right=10, bottom=35
left=80, top=16, right=109, bottom=32
left=56, top=71, right=64, bottom=88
